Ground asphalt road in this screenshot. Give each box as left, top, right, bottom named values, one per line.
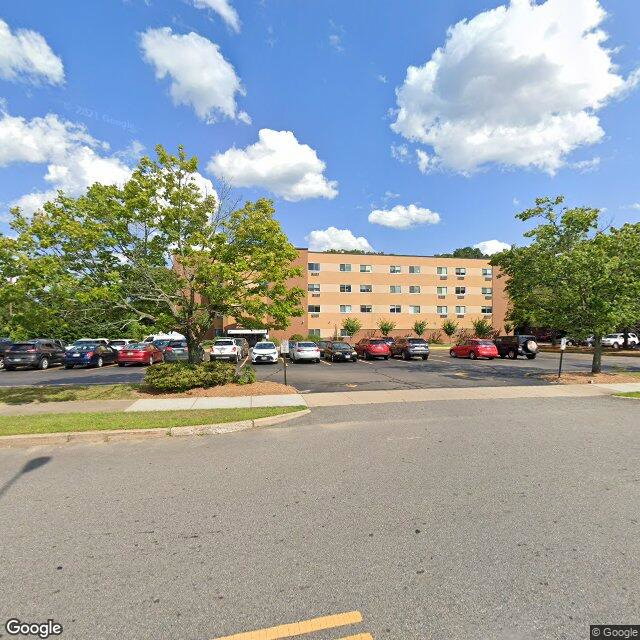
left=1, top=396, right=638, bottom=639
left=0, top=350, right=638, bottom=391
left=254, top=350, right=640, bottom=393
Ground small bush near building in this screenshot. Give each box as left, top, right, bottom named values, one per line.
left=289, top=333, right=305, bottom=341
left=429, top=331, right=444, bottom=344
left=144, top=361, right=255, bottom=392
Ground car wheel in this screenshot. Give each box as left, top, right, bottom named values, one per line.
left=469, top=351, right=477, bottom=360
left=403, top=351, right=410, bottom=361
left=422, top=355, right=428, bottom=360
left=39, top=357, right=49, bottom=370
left=316, top=358, right=320, bottom=363
left=364, top=352, right=370, bottom=360
left=0, top=357, right=4, bottom=370
left=118, top=363, right=126, bottom=367
left=449, top=349, right=456, bottom=358
left=507, top=349, right=517, bottom=359
left=5, top=365, right=15, bottom=371
left=526, top=354, right=536, bottom=360
left=96, top=357, right=103, bottom=368
left=384, top=355, right=389, bottom=360
left=613, top=342, right=620, bottom=349
left=64, top=365, right=74, bottom=369
left=499, top=354, right=507, bottom=359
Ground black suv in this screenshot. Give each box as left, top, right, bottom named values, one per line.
left=390, top=337, right=430, bottom=360
left=3, top=339, right=66, bottom=370
left=324, top=341, right=358, bottom=362
left=0, top=338, right=13, bottom=370
left=494, top=335, right=538, bottom=360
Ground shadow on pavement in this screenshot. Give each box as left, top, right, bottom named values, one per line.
left=0, top=456, right=51, bottom=501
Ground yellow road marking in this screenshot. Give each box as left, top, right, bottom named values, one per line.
left=337, top=635, right=374, bottom=640
left=212, top=610, right=363, bottom=640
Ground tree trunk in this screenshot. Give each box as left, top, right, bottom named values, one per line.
left=623, top=327, right=629, bottom=350
left=591, top=335, right=602, bottom=374
left=186, top=330, right=199, bottom=364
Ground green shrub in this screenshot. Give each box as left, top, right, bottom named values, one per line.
left=472, top=318, right=494, bottom=338
left=289, top=333, right=305, bottom=341
left=144, top=361, right=256, bottom=392
left=442, top=320, right=458, bottom=338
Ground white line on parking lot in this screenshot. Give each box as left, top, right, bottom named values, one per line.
left=358, top=359, right=373, bottom=365
left=320, top=360, right=332, bottom=366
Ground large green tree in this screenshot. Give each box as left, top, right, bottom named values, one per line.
left=0, top=145, right=304, bottom=361
left=491, top=196, right=640, bottom=373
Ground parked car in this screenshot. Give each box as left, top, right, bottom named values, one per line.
left=152, top=339, right=172, bottom=353
left=494, top=335, right=539, bottom=360
left=354, top=338, right=390, bottom=360
left=251, top=341, right=279, bottom=364
left=601, top=333, right=639, bottom=349
left=3, top=339, right=66, bottom=370
left=289, top=341, right=321, bottom=363
left=211, top=338, right=241, bottom=362
left=64, top=343, right=119, bottom=368
left=324, top=341, right=358, bottom=362
left=163, top=340, right=206, bottom=363
left=449, top=339, right=498, bottom=360
left=0, top=337, right=14, bottom=370
left=232, top=338, right=250, bottom=360
left=317, top=340, right=330, bottom=357
left=117, top=342, right=164, bottom=366
left=391, top=337, right=430, bottom=360
left=109, top=339, right=136, bottom=351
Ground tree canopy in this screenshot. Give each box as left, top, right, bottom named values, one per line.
left=491, top=196, right=640, bottom=372
left=0, top=145, right=304, bottom=360
left=435, top=246, right=488, bottom=259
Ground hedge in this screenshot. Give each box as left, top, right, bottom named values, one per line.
left=144, top=361, right=256, bottom=392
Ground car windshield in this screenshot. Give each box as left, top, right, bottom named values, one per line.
left=298, top=342, right=317, bottom=348
left=72, top=344, right=100, bottom=352
left=478, top=340, right=495, bottom=346
left=154, top=340, right=170, bottom=347
left=10, top=343, right=37, bottom=351
left=605, top=334, right=619, bottom=338
left=255, top=343, right=275, bottom=350
left=369, top=339, right=386, bottom=345
left=333, top=343, right=351, bottom=351
left=127, top=344, right=148, bottom=350
left=407, top=339, right=427, bottom=344
left=215, top=340, right=234, bottom=346
left=110, top=340, right=128, bottom=346
left=169, top=341, right=187, bottom=347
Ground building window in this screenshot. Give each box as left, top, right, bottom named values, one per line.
left=482, top=287, right=492, bottom=295
left=360, top=305, right=372, bottom=313
left=409, top=285, right=421, bottom=294
left=409, top=305, right=421, bottom=314
left=339, top=263, right=352, bottom=272
left=455, top=267, right=467, bottom=276
left=308, top=262, right=320, bottom=272
left=390, top=285, right=401, bottom=294
left=340, top=305, right=352, bottom=313
left=308, top=305, right=320, bottom=313
left=340, top=329, right=350, bottom=337
left=308, top=283, right=320, bottom=292
left=481, top=306, right=493, bottom=314
left=360, top=284, right=372, bottom=293
left=360, top=264, right=372, bottom=273
left=437, top=306, right=448, bottom=315
left=455, top=286, right=466, bottom=295
left=455, top=305, right=466, bottom=315
left=437, top=286, right=447, bottom=295
left=308, top=329, right=321, bottom=337
left=339, top=284, right=352, bottom=293
left=482, top=267, right=492, bottom=277
left=389, top=265, right=402, bottom=274
left=437, top=266, right=448, bottom=276
left=390, top=305, right=401, bottom=314
left=409, top=265, right=421, bottom=274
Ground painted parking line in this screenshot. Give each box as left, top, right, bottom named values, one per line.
left=357, top=359, right=373, bottom=365
left=212, top=610, right=364, bottom=640
left=320, top=359, right=332, bottom=366
left=337, top=635, right=374, bottom=640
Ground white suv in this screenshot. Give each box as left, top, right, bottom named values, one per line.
left=601, top=333, right=639, bottom=349
left=251, top=341, right=279, bottom=364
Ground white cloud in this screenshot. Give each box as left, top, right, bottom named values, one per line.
left=207, top=129, right=338, bottom=201
left=391, top=143, right=409, bottom=162
left=192, top=0, right=241, bottom=33
left=0, top=18, right=64, bottom=85
left=368, top=203, right=441, bottom=229
left=625, top=203, right=640, bottom=211
left=139, top=27, right=249, bottom=124
left=0, top=107, right=131, bottom=214
left=572, top=156, right=601, bottom=172
left=415, top=149, right=431, bottom=173
left=392, top=0, right=639, bottom=174
left=377, top=74, right=388, bottom=83
left=474, top=239, right=511, bottom=255
left=306, top=227, right=373, bottom=252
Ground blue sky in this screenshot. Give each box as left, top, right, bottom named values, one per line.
left=1, top=0, right=639, bottom=255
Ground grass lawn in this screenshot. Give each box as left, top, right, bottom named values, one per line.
left=0, top=384, right=141, bottom=405
left=615, top=392, right=640, bottom=399
left=0, top=406, right=306, bottom=437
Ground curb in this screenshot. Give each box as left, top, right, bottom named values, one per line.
left=0, top=408, right=311, bottom=449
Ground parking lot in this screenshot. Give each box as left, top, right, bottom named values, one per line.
left=0, top=349, right=638, bottom=391
left=254, top=349, right=640, bottom=393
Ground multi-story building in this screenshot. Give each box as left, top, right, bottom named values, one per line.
left=220, top=248, right=508, bottom=342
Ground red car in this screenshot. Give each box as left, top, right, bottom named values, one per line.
left=449, top=339, right=498, bottom=360
left=354, top=338, right=391, bottom=360
left=117, top=343, right=164, bottom=366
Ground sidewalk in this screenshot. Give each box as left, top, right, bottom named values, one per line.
left=0, top=383, right=638, bottom=416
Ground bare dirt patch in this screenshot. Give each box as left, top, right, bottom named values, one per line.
left=137, top=380, right=297, bottom=398
left=537, top=372, right=640, bottom=385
